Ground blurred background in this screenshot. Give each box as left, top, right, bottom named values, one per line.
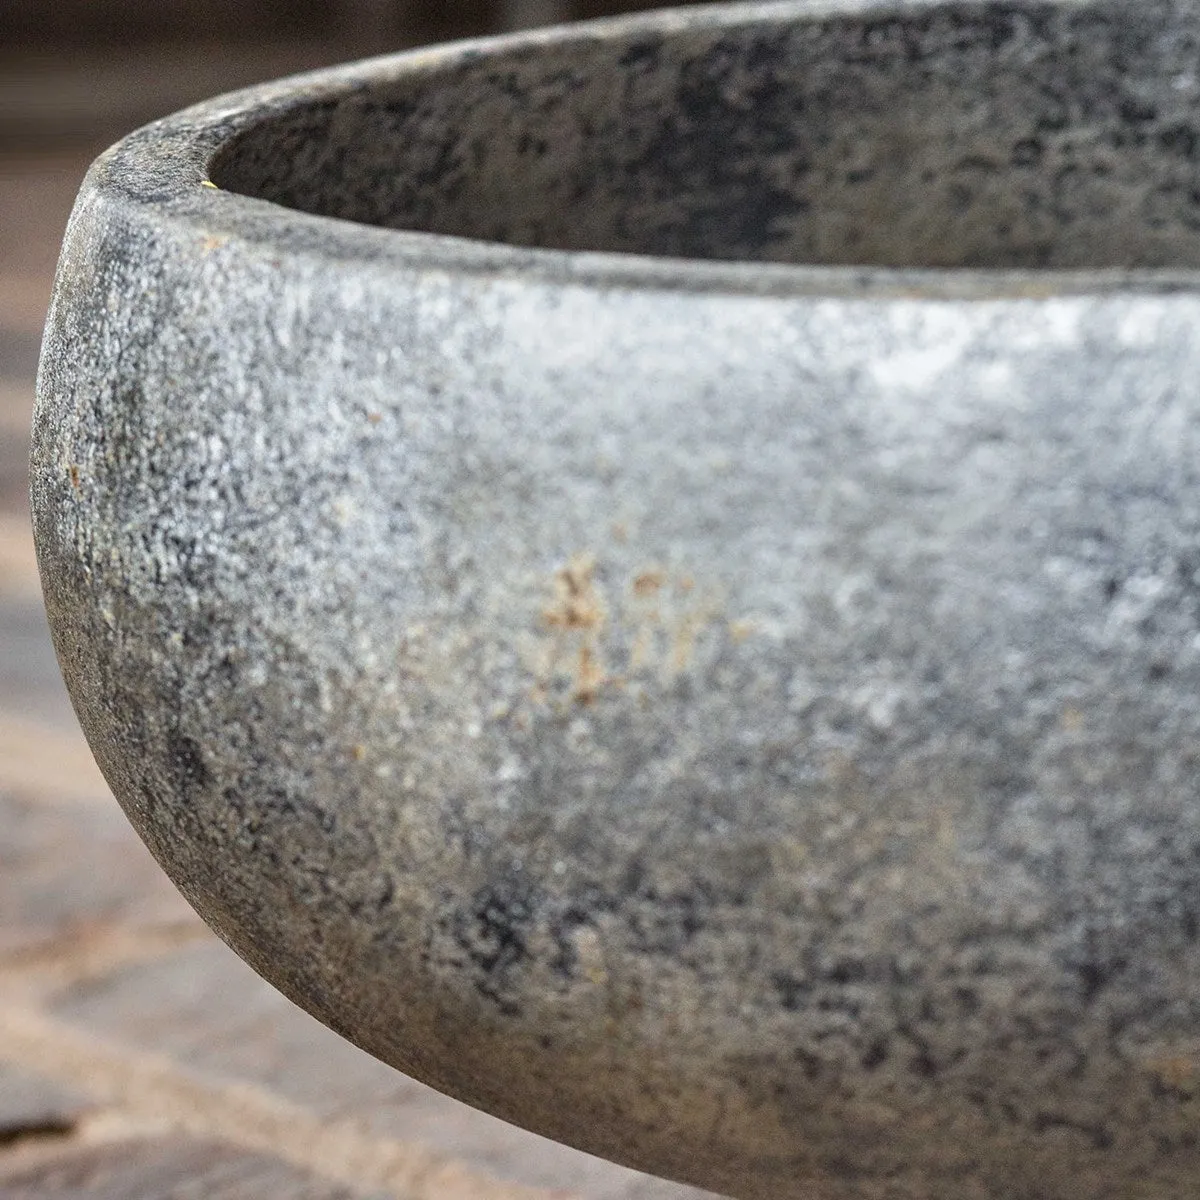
left=0, top=5, right=720, bottom=1199
left=1, top=0, right=706, bottom=332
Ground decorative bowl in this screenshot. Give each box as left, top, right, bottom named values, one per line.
left=32, top=1, right=1200, bottom=1195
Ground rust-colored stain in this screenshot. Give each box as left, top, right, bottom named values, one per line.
left=632, top=568, right=666, bottom=597
left=533, top=552, right=734, bottom=709
left=367, top=411, right=382, bottom=424
left=671, top=611, right=701, bottom=674
left=728, top=618, right=757, bottom=644
left=543, top=554, right=605, bottom=632
left=629, top=627, right=651, bottom=672
left=68, top=464, right=81, bottom=491
left=574, top=644, right=606, bottom=705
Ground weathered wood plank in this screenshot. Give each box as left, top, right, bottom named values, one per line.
left=0, top=1005, right=582, bottom=1200
left=0, top=716, right=110, bottom=804
left=44, top=944, right=717, bottom=1198
left=0, top=1065, right=92, bottom=1141
left=0, top=788, right=199, bottom=962
left=0, top=1134, right=376, bottom=1200
left=0, top=602, right=80, bottom=731
left=0, top=379, right=33, bottom=429
left=0, top=516, right=43, bottom=603
left=0, top=416, right=33, bottom=518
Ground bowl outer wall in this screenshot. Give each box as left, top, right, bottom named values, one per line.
left=28, top=4, right=1200, bottom=1197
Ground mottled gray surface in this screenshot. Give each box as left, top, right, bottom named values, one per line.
left=214, top=0, right=1200, bottom=269
left=28, top=1, right=1200, bottom=1196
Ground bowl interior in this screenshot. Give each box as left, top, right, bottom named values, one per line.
left=211, top=1, right=1200, bottom=269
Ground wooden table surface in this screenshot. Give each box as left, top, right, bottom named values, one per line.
left=0, top=63, right=721, bottom=1200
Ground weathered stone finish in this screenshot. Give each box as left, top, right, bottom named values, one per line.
left=31, top=2, right=1200, bottom=1195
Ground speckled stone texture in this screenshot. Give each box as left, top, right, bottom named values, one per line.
left=29, top=1, right=1200, bottom=1196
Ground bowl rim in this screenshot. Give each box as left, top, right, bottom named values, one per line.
left=83, top=0, right=1200, bottom=301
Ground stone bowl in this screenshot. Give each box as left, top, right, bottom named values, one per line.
left=30, top=1, right=1200, bottom=1196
